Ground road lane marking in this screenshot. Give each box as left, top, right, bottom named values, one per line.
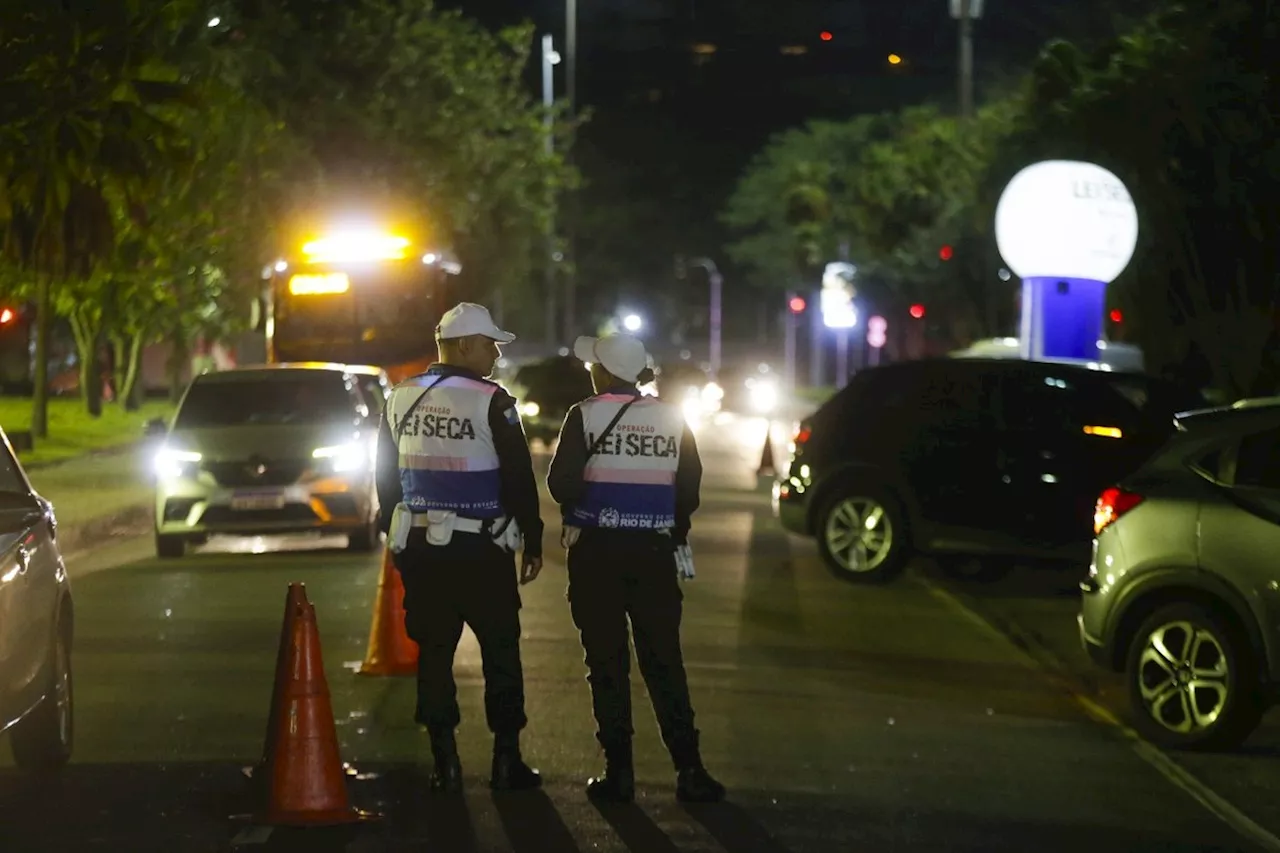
left=230, top=825, right=273, bottom=845
left=919, top=577, right=1280, bottom=853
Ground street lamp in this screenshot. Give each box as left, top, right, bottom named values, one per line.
left=950, top=0, right=984, bottom=119
left=623, top=313, right=643, bottom=332
left=542, top=35, right=561, bottom=155
left=542, top=34, right=562, bottom=349
left=688, top=258, right=723, bottom=378
left=562, top=0, right=579, bottom=348
left=566, top=0, right=577, bottom=115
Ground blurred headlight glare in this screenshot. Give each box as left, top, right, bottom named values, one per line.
left=313, top=443, right=367, bottom=473
left=155, top=449, right=201, bottom=480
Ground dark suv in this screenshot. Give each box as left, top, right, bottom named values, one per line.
left=774, top=358, right=1206, bottom=583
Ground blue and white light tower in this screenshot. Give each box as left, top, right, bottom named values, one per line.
left=995, top=160, right=1139, bottom=363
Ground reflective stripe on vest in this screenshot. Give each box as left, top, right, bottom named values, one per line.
left=570, top=393, right=682, bottom=530
left=389, top=375, right=503, bottom=518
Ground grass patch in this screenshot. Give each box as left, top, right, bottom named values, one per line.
left=0, top=397, right=174, bottom=466
left=794, top=386, right=836, bottom=406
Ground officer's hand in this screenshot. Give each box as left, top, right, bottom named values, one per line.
left=520, top=555, right=543, bottom=585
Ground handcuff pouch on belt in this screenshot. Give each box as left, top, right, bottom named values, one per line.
left=388, top=504, right=521, bottom=554
left=388, top=503, right=414, bottom=553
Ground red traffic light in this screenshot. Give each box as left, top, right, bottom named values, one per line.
left=788, top=296, right=806, bottom=313
left=0, top=308, right=13, bottom=325
left=909, top=303, right=925, bottom=319
left=1109, top=309, right=1123, bottom=323
left=939, top=245, right=953, bottom=261
left=819, top=31, right=833, bottom=41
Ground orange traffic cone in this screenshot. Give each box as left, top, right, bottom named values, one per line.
left=757, top=431, right=776, bottom=477
left=258, top=601, right=371, bottom=826
left=247, top=583, right=310, bottom=787
left=357, top=547, right=419, bottom=676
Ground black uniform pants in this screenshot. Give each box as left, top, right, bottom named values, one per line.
left=393, top=529, right=527, bottom=735
left=567, top=530, right=700, bottom=768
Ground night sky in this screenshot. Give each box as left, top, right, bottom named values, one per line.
left=439, top=1, right=1154, bottom=328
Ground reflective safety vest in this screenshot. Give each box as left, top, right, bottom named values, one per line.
left=569, top=393, right=682, bottom=530
left=388, top=373, right=504, bottom=519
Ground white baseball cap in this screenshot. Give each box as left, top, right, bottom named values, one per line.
left=574, top=333, right=650, bottom=383
left=436, top=302, right=515, bottom=343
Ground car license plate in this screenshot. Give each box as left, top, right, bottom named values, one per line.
left=231, top=491, right=286, bottom=511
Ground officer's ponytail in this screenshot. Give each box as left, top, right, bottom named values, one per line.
left=636, top=366, right=656, bottom=385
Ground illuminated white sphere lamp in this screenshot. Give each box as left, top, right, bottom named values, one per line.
left=820, top=262, right=858, bottom=330
left=994, top=160, right=1138, bottom=362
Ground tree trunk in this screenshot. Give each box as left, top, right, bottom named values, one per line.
left=117, top=333, right=145, bottom=411
left=68, top=310, right=103, bottom=418
left=30, top=276, right=51, bottom=439
left=129, top=364, right=145, bottom=409
left=111, top=336, right=126, bottom=405
left=167, top=333, right=189, bottom=403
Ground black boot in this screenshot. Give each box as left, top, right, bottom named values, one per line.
left=676, top=765, right=725, bottom=803
left=671, top=731, right=725, bottom=803
left=587, top=740, right=635, bottom=803
left=490, top=732, right=541, bottom=791
left=428, top=728, right=463, bottom=794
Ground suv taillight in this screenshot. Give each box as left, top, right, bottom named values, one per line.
left=1094, top=487, right=1143, bottom=536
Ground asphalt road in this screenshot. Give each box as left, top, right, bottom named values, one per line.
left=0, top=412, right=1274, bottom=852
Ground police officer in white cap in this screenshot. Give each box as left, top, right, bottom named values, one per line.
left=547, top=332, right=725, bottom=804
left=375, top=302, right=543, bottom=794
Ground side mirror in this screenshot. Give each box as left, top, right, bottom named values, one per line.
left=35, top=495, right=56, bottom=540
left=144, top=418, right=168, bottom=439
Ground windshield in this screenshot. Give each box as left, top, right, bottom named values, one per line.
left=174, top=374, right=355, bottom=428
left=1106, top=375, right=1209, bottom=418
left=0, top=444, right=29, bottom=499
left=274, top=263, right=441, bottom=335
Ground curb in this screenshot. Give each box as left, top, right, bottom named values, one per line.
left=56, top=502, right=154, bottom=557
left=932, top=578, right=1109, bottom=698
left=22, top=439, right=150, bottom=472
left=922, top=576, right=1280, bottom=853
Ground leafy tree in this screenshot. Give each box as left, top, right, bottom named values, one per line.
left=843, top=100, right=1022, bottom=339
left=0, top=1, right=199, bottom=433
left=1007, top=0, right=1279, bottom=395
left=721, top=118, right=890, bottom=294
left=722, top=103, right=1020, bottom=343
left=229, top=0, right=573, bottom=307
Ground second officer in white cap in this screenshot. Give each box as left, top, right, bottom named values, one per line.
left=375, top=302, right=544, bottom=794
left=547, top=332, right=725, bottom=804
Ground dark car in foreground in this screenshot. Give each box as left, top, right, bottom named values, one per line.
left=1080, top=397, right=1280, bottom=750
left=774, top=358, right=1206, bottom=583
left=0, top=427, right=74, bottom=769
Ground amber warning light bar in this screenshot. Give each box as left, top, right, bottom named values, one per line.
left=288, top=273, right=351, bottom=295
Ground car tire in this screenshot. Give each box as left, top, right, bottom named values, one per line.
left=347, top=510, right=381, bottom=552
left=816, top=486, right=909, bottom=583
left=1124, top=602, right=1263, bottom=751
left=155, top=532, right=185, bottom=559
left=10, top=620, right=73, bottom=771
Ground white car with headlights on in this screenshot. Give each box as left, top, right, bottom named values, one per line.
left=149, top=364, right=383, bottom=558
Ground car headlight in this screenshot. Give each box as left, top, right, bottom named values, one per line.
left=155, top=448, right=202, bottom=480
left=313, top=443, right=368, bottom=473
left=748, top=379, right=779, bottom=413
